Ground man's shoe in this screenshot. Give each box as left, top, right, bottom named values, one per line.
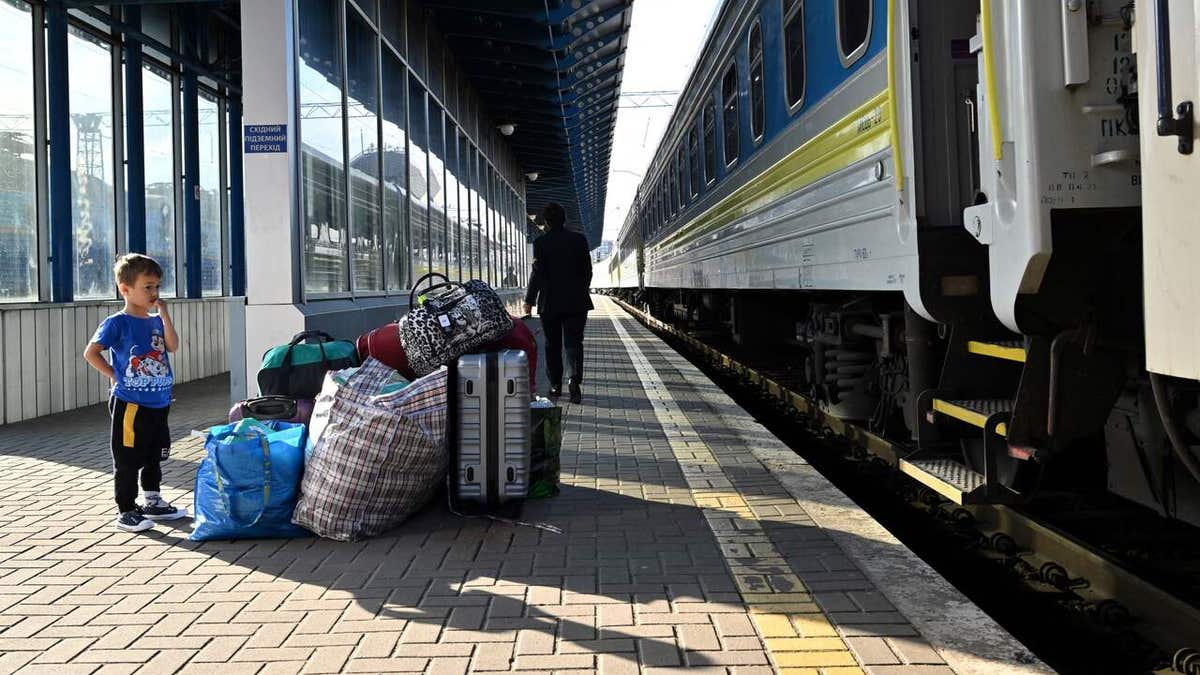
left=548, top=384, right=562, bottom=398
left=141, top=496, right=188, bottom=521
left=116, top=510, right=154, bottom=532
left=568, top=380, right=582, bottom=404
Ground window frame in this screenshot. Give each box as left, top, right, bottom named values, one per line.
left=783, top=0, right=807, bottom=112
left=721, top=61, right=739, bottom=169
left=703, top=91, right=716, bottom=185
left=687, top=124, right=699, bottom=198
left=748, top=19, right=765, bottom=145
left=835, top=0, right=872, bottom=68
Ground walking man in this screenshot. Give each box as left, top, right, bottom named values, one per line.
left=524, top=203, right=593, bottom=404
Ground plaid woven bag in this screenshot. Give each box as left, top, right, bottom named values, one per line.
left=292, top=358, right=448, bottom=541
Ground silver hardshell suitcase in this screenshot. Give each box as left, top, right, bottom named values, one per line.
left=454, top=350, right=530, bottom=507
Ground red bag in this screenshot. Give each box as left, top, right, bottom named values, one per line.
left=482, top=316, right=538, bottom=387
left=355, top=323, right=417, bottom=380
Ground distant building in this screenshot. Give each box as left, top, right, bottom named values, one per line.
left=591, top=240, right=614, bottom=263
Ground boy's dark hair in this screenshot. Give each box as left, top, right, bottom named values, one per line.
left=113, top=253, right=163, bottom=287
left=542, top=203, right=566, bottom=230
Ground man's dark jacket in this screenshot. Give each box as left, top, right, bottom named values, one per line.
left=524, top=227, right=594, bottom=315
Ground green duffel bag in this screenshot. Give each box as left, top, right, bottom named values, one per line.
left=528, top=401, right=562, bottom=499
left=258, top=330, right=358, bottom=399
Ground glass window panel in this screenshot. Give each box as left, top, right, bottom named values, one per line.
left=427, top=30, right=443, bottom=102
left=722, top=62, right=738, bottom=165
left=379, top=0, right=403, bottom=56
left=298, top=0, right=347, bottom=294
left=444, top=128, right=460, bottom=280
left=426, top=98, right=446, bottom=276
left=142, top=65, right=175, bottom=297
left=703, top=94, right=716, bottom=182
left=69, top=26, right=116, bottom=300
left=406, top=5, right=424, bottom=82
left=688, top=126, right=699, bottom=196
left=481, top=165, right=491, bottom=284
left=198, top=91, right=222, bottom=296
left=749, top=23, right=764, bottom=141
left=470, top=145, right=481, bottom=280
left=838, top=0, right=871, bottom=63
left=675, top=148, right=685, bottom=209
left=0, top=1, right=37, bottom=301
left=381, top=50, right=408, bottom=291
left=347, top=11, right=382, bottom=291
left=351, top=0, right=376, bottom=23
left=407, top=75, right=429, bottom=280
left=785, top=0, right=806, bottom=107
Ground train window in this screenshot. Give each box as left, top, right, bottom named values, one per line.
left=688, top=126, right=700, bottom=197
left=784, top=0, right=806, bottom=108
left=704, top=94, right=716, bottom=183
left=676, top=148, right=686, bottom=208
left=749, top=22, right=765, bottom=143
left=722, top=63, right=739, bottom=166
left=836, top=0, right=871, bottom=67
left=669, top=168, right=677, bottom=217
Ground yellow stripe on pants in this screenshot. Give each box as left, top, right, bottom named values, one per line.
left=122, top=402, right=139, bottom=447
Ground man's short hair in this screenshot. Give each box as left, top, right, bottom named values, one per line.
left=113, top=253, right=163, bottom=286
left=542, top=203, right=566, bottom=230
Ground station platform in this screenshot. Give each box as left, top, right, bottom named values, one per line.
left=0, top=297, right=1045, bottom=675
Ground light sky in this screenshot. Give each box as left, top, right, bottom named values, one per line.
left=600, top=0, right=723, bottom=244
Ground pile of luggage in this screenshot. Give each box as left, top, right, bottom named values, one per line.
left=191, top=274, right=562, bottom=543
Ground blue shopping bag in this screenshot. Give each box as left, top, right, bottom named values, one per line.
left=190, top=419, right=312, bottom=541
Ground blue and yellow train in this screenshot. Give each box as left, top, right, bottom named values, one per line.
left=599, top=0, right=1200, bottom=523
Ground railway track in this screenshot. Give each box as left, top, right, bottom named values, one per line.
left=610, top=295, right=1200, bottom=675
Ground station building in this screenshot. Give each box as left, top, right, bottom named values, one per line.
left=0, top=0, right=629, bottom=422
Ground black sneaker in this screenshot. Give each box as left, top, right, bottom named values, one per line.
left=141, top=497, right=188, bottom=521
left=116, top=510, right=154, bottom=532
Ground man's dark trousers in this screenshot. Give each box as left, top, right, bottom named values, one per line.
left=542, top=313, right=588, bottom=387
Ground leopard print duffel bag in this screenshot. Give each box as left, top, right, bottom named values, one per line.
left=399, top=273, right=513, bottom=376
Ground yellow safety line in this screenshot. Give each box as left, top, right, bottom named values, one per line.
left=122, top=402, right=139, bottom=447
left=932, top=398, right=1008, bottom=437
left=609, top=312, right=862, bottom=672
left=886, top=0, right=903, bottom=192
left=898, top=460, right=970, bottom=505
left=967, top=340, right=1026, bottom=363
left=980, top=0, right=1003, bottom=160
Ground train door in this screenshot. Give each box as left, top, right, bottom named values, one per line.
left=905, top=1, right=994, bottom=326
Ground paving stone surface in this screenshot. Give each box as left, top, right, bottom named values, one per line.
left=0, top=297, right=968, bottom=674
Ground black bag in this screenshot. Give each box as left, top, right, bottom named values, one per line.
left=258, top=330, right=358, bottom=399
left=228, top=396, right=315, bottom=425
left=398, top=273, right=513, bottom=376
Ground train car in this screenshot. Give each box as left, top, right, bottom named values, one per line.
left=602, top=0, right=1200, bottom=522
left=1133, top=0, right=1200, bottom=526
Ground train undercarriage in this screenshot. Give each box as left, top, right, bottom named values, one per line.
left=610, top=269, right=1200, bottom=528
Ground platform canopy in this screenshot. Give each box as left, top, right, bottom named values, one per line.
left=426, top=0, right=632, bottom=248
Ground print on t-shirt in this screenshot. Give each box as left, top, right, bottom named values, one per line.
left=92, top=313, right=173, bottom=408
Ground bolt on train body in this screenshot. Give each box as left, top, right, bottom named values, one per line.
left=598, top=0, right=1200, bottom=526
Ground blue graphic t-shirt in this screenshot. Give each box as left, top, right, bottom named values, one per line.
left=92, top=312, right=173, bottom=408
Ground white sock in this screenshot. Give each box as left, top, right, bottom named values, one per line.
left=144, top=491, right=161, bottom=504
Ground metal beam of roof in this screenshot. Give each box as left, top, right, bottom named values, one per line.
left=427, top=0, right=632, bottom=248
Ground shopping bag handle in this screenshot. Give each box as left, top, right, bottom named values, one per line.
left=211, top=431, right=271, bottom=530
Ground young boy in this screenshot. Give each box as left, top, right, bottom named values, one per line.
left=84, top=253, right=188, bottom=532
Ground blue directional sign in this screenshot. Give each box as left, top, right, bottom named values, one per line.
left=244, top=124, right=287, bottom=153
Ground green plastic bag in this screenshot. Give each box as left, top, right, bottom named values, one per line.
left=528, top=402, right=562, bottom=498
